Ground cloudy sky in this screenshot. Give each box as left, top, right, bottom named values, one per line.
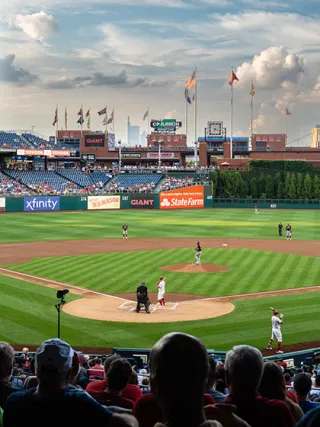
left=1, top=0, right=320, bottom=144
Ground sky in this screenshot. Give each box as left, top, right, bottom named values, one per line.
left=1, top=0, right=320, bottom=145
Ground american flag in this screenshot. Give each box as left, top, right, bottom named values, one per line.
left=185, top=70, right=196, bottom=89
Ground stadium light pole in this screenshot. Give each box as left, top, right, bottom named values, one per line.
left=158, top=140, right=163, bottom=168
left=118, top=139, right=122, bottom=171
left=194, top=141, right=198, bottom=169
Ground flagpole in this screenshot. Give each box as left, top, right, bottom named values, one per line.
left=56, top=105, right=59, bottom=134
left=113, top=109, right=115, bottom=134
left=250, top=93, right=253, bottom=140
left=230, top=69, right=233, bottom=159
left=185, top=96, right=188, bottom=145
left=147, top=107, right=150, bottom=136
left=285, top=105, right=288, bottom=145
left=194, top=68, right=197, bottom=156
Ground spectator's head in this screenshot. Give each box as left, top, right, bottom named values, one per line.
left=0, top=342, right=14, bottom=382
left=315, top=375, right=320, bottom=388
left=207, top=355, right=218, bottom=388
left=128, top=369, right=138, bottom=386
left=94, top=358, right=102, bottom=366
left=284, top=373, right=291, bottom=383
left=35, top=339, right=74, bottom=389
left=294, top=373, right=312, bottom=398
left=107, top=358, right=132, bottom=394
left=149, top=332, right=209, bottom=418
left=104, top=354, right=121, bottom=378
left=258, top=362, right=286, bottom=401
left=69, top=352, right=81, bottom=385
left=225, top=345, right=263, bottom=396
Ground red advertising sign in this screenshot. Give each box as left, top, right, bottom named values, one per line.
left=160, top=185, right=204, bottom=209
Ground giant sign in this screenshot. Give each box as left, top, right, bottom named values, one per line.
left=88, top=195, right=120, bottom=210
left=160, top=185, right=204, bottom=210
left=130, top=194, right=155, bottom=209
left=24, top=197, right=60, bottom=212
left=150, top=119, right=182, bottom=134
left=84, top=134, right=105, bottom=148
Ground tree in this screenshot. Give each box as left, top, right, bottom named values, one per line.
left=258, top=174, right=266, bottom=197
left=277, top=181, right=284, bottom=199
left=249, top=177, right=258, bottom=198
left=297, top=173, right=304, bottom=199
left=224, top=173, right=234, bottom=198
left=284, top=173, right=291, bottom=198
left=275, top=172, right=283, bottom=197
left=232, top=172, right=242, bottom=197
left=304, top=173, right=312, bottom=199
left=313, top=175, right=320, bottom=199
left=288, top=174, right=297, bottom=199
left=265, top=175, right=275, bottom=198
left=240, top=180, right=249, bottom=198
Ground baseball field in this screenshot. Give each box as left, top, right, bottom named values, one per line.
left=0, top=208, right=320, bottom=353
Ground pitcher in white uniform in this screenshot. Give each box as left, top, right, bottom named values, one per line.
left=157, top=276, right=166, bottom=306
left=266, top=307, right=284, bottom=354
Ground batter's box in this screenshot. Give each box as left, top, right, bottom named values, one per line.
left=118, top=301, right=179, bottom=312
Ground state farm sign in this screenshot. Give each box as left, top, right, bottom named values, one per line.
left=130, top=195, right=155, bottom=209
left=160, top=185, right=204, bottom=210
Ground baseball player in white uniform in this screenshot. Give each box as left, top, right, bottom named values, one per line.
left=195, top=242, right=202, bottom=265
left=254, top=205, right=259, bottom=214
left=266, top=307, right=284, bottom=354
left=157, top=276, right=166, bottom=306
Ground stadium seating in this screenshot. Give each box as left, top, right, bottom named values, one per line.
left=5, top=170, right=75, bottom=193
left=0, top=132, right=32, bottom=148
left=57, top=169, right=112, bottom=188
left=107, top=174, right=162, bottom=192
left=22, top=133, right=73, bottom=150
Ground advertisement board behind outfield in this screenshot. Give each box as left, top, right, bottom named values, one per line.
left=88, top=195, right=120, bottom=210
left=130, top=194, right=155, bottom=209
left=0, top=197, right=5, bottom=211
left=24, top=197, right=60, bottom=211
left=160, top=185, right=204, bottom=209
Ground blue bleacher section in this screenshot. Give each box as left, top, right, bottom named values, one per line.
left=6, top=170, right=73, bottom=192
left=112, top=174, right=162, bottom=190
left=57, top=169, right=112, bottom=188
left=0, top=132, right=32, bottom=148
left=22, top=133, right=73, bottom=150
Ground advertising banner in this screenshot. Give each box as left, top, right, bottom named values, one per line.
left=160, top=185, right=204, bottom=209
left=17, top=149, right=70, bottom=157
left=88, top=195, right=120, bottom=210
left=24, top=197, right=60, bottom=212
left=130, top=194, right=155, bottom=209
left=108, top=133, right=115, bottom=151
left=147, top=152, right=174, bottom=159
left=84, top=134, right=105, bottom=148
left=122, top=153, right=141, bottom=159
left=0, top=197, right=5, bottom=212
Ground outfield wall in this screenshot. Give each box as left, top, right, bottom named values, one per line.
left=214, top=198, right=320, bottom=209
left=1, top=185, right=213, bottom=212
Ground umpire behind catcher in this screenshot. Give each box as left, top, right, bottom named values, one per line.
left=136, top=282, right=151, bottom=314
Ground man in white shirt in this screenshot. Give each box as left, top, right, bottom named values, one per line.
left=157, top=276, right=166, bottom=306
left=266, top=307, right=284, bottom=354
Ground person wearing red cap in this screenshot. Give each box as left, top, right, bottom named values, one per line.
left=266, top=307, right=284, bottom=354
left=157, top=276, right=166, bottom=306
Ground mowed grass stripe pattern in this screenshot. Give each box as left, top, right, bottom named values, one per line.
left=1, top=209, right=320, bottom=243
left=8, top=249, right=320, bottom=297
left=1, top=274, right=320, bottom=350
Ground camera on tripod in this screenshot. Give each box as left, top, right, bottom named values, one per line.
left=56, top=289, right=69, bottom=305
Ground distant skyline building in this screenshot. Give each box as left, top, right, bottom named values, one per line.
left=127, top=116, right=140, bottom=146
left=140, top=130, right=147, bottom=146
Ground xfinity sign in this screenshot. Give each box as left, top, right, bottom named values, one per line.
left=24, top=197, right=60, bottom=212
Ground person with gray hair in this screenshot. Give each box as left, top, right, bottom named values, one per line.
left=224, top=345, right=295, bottom=427
left=0, top=342, right=18, bottom=409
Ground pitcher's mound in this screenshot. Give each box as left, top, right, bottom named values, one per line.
left=161, top=263, right=229, bottom=273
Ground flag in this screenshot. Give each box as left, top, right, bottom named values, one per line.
left=77, top=116, right=84, bottom=125
left=228, top=70, right=239, bottom=85
left=52, top=107, right=58, bottom=126
left=65, top=107, right=67, bottom=129
left=286, top=107, right=291, bottom=115
left=185, top=88, right=191, bottom=104
left=78, top=107, right=83, bottom=116
left=250, top=82, right=255, bottom=96
left=185, top=70, right=196, bottom=89
left=86, top=108, right=91, bottom=129
left=107, top=110, right=114, bottom=124
left=98, top=107, right=107, bottom=115
left=142, top=109, right=149, bottom=121
left=102, top=115, right=108, bottom=126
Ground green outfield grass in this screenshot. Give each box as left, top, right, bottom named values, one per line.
left=7, top=249, right=320, bottom=297
left=0, top=208, right=320, bottom=243
left=1, top=274, right=320, bottom=350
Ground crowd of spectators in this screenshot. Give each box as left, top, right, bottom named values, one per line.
left=0, top=176, right=32, bottom=196
left=159, top=176, right=195, bottom=192
left=1, top=335, right=320, bottom=427
left=106, top=182, right=156, bottom=194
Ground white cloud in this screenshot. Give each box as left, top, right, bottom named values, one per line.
left=11, top=11, right=58, bottom=42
